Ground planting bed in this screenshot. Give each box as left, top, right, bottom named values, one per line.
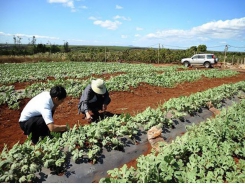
left=1, top=65, right=245, bottom=182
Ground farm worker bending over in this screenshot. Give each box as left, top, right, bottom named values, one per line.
left=78, top=78, right=111, bottom=122
left=19, top=85, right=68, bottom=144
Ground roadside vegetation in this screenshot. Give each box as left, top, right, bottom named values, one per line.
left=0, top=39, right=245, bottom=64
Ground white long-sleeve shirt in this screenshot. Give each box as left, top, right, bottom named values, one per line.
left=19, top=91, right=54, bottom=125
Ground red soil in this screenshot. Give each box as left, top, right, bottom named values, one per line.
left=1, top=66, right=245, bottom=170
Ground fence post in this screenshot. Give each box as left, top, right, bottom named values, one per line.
left=223, top=45, right=228, bottom=67
left=158, top=43, right=160, bottom=64
left=105, top=47, right=106, bottom=62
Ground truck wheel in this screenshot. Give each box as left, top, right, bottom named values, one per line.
left=183, top=61, right=190, bottom=67
left=204, top=62, right=211, bottom=68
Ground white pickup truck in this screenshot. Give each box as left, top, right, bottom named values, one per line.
left=181, top=54, right=219, bottom=68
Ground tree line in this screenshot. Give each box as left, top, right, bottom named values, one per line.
left=0, top=36, right=70, bottom=55
left=0, top=36, right=244, bottom=64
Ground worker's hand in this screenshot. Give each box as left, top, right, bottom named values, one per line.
left=60, top=125, right=68, bottom=132
left=86, top=117, right=93, bottom=123
left=85, top=112, right=93, bottom=123
left=102, top=104, right=107, bottom=111
left=58, top=125, right=68, bottom=135
left=64, top=124, right=70, bottom=132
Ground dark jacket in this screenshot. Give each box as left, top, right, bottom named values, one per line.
left=78, top=84, right=111, bottom=114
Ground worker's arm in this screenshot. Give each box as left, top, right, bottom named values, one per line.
left=47, top=123, right=67, bottom=132
left=102, top=104, right=107, bottom=111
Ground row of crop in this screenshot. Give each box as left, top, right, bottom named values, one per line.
left=0, top=68, right=239, bottom=109
left=1, top=81, right=245, bottom=182
left=0, top=85, right=24, bottom=109
left=162, top=80, right=245, bottom=114
left=0, top=62, right=181, bottom=84
left=106, top=68, right=238, bottom=90
left=100, top=99, right=245, bottom=183
left=157, top=69, right=239, bottom=86
left=0, top=63, right=181, bottom=109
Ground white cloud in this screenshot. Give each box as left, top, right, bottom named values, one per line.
left=121, top=35, right=128, bottom=39
left=113, top=15, right=131, bottom=21
left=48, top=0, right=69, bottom=2
left=93, top=20, right=122, bottom=30
left=69, top=38, right=85, bottom=42
left=135, top=34, right=141, bottom=37
left=145, top=17, right=245, bottom=43
left=116, top=5, right=123, bottom=9
left=47, top=0, right=75, bottom=9
left=0, top=32, right=59, bottom=40
left=90, top=16, right=124, bottom=30
left=0, top=32, right=12, bottom=36
left=191, top=17, right=245, bottom=39
left=89, top=16, right=97, bottom=20
left=80, top=5, right=87, bottom=9
left=136, top=27, right=143, bottom=31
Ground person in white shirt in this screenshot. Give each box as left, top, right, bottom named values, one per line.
left=19, top=85, right=68, bottom=144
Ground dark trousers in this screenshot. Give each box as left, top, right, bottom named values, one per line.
left=79, top=97, right=111, bottom=114
left=19, top=115, right=51, bottom=144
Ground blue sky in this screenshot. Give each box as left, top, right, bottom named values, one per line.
left=0, top=0, right=245, bottom=51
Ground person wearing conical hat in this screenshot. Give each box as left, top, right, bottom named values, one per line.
left=78, top=79, right=111, bottom=122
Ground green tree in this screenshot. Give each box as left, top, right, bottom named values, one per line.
left=36, top=44, right=47, bottom=53
left=13, top=35, right=17, bottom=46
left=63, top=41, right=70, bottom=53
left=51, top=45, right=61, bottom=53
left=31, top=36, right=36, bottom=54
left=197, top=44, right=207, bottom=52
left=189, top=46, right=197, bottom=53
left=17, top=36, right=22, bottom=48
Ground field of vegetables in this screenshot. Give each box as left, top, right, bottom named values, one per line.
left=0, top=61, right=245, bottom=182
